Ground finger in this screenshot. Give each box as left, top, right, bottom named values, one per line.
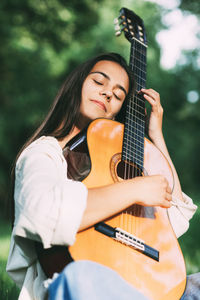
left=161, top=199, right=172, bottom=208
left=165, top=192, right=172, bottom=202
left=141, top=88, right=160, bottom=102
left=142, top=93, right=161, bottom=111
left=166, top=185, right=172, bottom=194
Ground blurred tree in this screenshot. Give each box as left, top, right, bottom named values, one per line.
left=179, top=0, right=200, bottom=15
left=0, top=0, right=105, bottom=214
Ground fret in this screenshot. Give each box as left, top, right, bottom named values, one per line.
left=124, top=131, right=144, bottom=145
left=124, top=127, right=144, bottom=143
left=126, top=113, right=145, bottom=126
left=130, top=36, right=147, bottom=49
left=127, top=109, right=144, bottom=119
left=123, top=140, right=144, bottom=157
left=131, top=100, right=145, bottom=112
left=133, top=74, right=146, bottom=84
left=130, top=59, right=146, bottom=72
left=127, top=103, right=145, bottom=117
left=130, top=47, right=146, bottom=63
left=130, top=63, right=146, bottom=73
left=128, top=99, right=145, bottom=108
left=133, top=70, right=146, bottom=81
left=135, top=80, right=146, bottom=90
left=126, top=116, right=145, bottom=128
left=125, top=118, right=145, bottom=136
left=122, top=152, right=144, bottom=169
left=132, top=51, right=146, bottom=62
left=129, top=95, right=146, bottom=105
left=123, top=132, right=144, bottom=162
left=122, top=146, right=144, bottom=162
left=132, top=59, right=146, bottom=67
left=123, top=143, right=144, bottom=158
left=123, top=139, right=144, bottom=156
left=131, top=41, right=147, bottom=55
left=136, top=83, right=146, bottom=91
left=124, top=124, right=145, bottom=140
left=123, top=151, right=144, bottom=165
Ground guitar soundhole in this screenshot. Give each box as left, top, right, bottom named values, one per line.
left=117, top=160, right=143, bottom=179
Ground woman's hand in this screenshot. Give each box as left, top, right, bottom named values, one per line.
left=131, top=175, right=172, bottom=208
left=141, top=88, right=163, bottom=141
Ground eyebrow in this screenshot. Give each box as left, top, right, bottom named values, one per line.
left=90, top=71, right=128, bottom=96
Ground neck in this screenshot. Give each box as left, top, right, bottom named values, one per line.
left=57, top=126, right=81, bottom=149
left=57, top=113, right=93, bottom=149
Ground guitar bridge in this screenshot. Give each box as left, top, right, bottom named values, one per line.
left=95, top=222, right=159, bottom=261
left=115, top=227, right=145, bottom=251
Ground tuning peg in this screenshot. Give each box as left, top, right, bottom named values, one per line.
left=115, top=30, right=122, bottom=37
left=114, top=18, right=119, bottom=25
left=114, top=24, right=121, bottom=31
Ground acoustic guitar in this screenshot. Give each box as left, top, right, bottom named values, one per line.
left=37, top=8, right=186, bottom=300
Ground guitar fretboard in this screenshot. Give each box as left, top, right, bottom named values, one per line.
left=122, top=38, right=147, bottom=172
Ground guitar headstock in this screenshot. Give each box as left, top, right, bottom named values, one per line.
left=114, top=7, right=147, bottom=46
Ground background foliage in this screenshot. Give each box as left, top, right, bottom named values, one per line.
left=0, top=0, right=199, bottom=297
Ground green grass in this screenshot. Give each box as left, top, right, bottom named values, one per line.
left=0, top=216, right=19, bottom=300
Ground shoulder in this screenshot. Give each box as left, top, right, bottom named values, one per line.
left=16, top=136, right=65, bottom=171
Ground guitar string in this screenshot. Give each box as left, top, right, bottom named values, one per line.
left=121, top=38, right=147, bottom=233
left=129, top=43, right=146, bottom=169
left=135, top=40, right=141, bottom=236
left=136, top=41, right=146, bottom=237
left=129, top=39, right=138, bottom=234
left=138, top=41, right=146, bottom=237
left=123, top=40, right=135, bottom=233
left=124, top=39, right=135, bottom=233
left=129, top=42, right=146, bottom=170
left=123, top=41, right=144, bottom=225
left=126, top=39, right=147, bottom=236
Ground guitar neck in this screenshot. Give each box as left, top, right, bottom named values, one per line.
left=130, top=38, right=147, bottom=91
left=122, top=38, right=147, bottom=171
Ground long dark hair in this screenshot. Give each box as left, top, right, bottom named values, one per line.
left=10, top=52, right=135, bottom=225
left=32, top=53, right=134, bottom=140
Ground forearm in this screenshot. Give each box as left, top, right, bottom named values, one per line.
left=151, top=132, right=184, bottom=201
left=79, top=180, right=137, bottom=231
left=79, top=174, right=172, bottom=231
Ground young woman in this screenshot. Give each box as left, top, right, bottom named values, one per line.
left=6, top=53, right=197, bottom=300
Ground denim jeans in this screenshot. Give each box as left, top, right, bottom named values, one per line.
left=181, top=272, right=200, bottom=300
left=48, top=261, right=200, bottom=300
left=48, top=260, right=149, bottom=300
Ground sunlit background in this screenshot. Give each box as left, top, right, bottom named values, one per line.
left=0, top=0, right=199, bottom=298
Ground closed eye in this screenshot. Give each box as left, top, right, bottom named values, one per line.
left=114, top=93, right=121, bottom=100
left=93, top=79, right=103, bottom=85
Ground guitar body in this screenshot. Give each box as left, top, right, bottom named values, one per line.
left=68, top=118, right=186, bottom=300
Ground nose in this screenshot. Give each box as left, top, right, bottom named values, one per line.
left=100, top=91, right=112, bottom=102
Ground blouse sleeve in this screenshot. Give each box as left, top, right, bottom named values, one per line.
left=167, top=192, right=197, bottom=238
left=14, top=139, right=88, bottom=249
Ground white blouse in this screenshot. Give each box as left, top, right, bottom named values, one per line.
left=6, top=136, right=197, bottom=300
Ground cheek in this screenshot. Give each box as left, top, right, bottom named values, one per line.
left=109, top=101, right=124, bottom=118
left=81, top=80, right=98, bottom=101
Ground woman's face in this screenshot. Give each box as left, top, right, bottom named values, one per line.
left=78, top=60, right=129, bottom=128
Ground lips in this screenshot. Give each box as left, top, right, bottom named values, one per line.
left=91, top=100, right=107, bottom=112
